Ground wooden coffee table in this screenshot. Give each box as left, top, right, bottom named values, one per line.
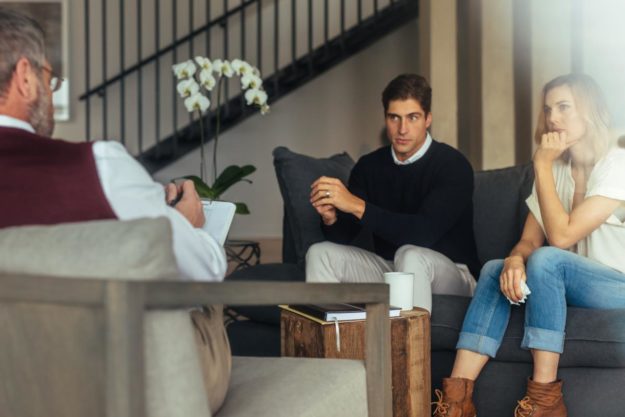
left=281, top=307, right=431, bottom=417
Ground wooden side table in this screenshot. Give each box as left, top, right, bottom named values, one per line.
left=281, top=308, right=431, bottom=417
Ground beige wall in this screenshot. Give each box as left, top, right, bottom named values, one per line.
left=419, top=0, right=458, bottom=148
left=481, top=0, right=515, bottom=169
left=529, top=0, right=573, bottom=142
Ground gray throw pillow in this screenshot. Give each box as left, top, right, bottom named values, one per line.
left=273, top=146, right=355, bottom=265
left=473, top=163, right=534, bottom=264
left=0, top=217, right=178, bottom=280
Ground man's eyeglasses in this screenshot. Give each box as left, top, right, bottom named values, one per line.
left=42, top=66, right=64, bottom=93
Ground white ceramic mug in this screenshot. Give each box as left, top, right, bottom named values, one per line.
left=383, top=272, right=414, bottom=311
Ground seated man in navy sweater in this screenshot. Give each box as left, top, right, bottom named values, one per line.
left=306, top=74, right=480, bottom=312
left=0, top=8, right=226, bottom=282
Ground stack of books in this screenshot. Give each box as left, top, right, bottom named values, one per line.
left=285, top=303, right=401, bottom=322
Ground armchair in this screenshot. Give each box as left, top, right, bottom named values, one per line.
left=0, top=219, right=392, bottom=417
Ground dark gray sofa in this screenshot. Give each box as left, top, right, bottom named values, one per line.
left=227, top=147, right=625, bottom=417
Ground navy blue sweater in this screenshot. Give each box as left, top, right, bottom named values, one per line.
left=324, top=141, right=481, bottom=277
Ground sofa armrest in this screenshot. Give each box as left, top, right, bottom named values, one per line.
left=0, top=274, right=392, bottom=417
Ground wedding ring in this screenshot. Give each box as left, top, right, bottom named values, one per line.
left=325, top=191, right=331, bottom=197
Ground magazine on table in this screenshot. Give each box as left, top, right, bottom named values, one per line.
left=287, top=303, right=402, bottom=322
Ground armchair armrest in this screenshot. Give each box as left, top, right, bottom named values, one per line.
left=0, top=275, right=392, bottom=417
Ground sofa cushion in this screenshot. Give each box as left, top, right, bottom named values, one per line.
left=0, top=217, right=178, bottom=279
left=217, top=356, right=367, bottom=417
left=273, top=146, right=355, bottom=265
left=431, top=294, right=625, bottom=368
left=473, top=164, right=534, bottom=264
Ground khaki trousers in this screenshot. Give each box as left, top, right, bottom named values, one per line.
left=305, top=241, right=476, bottom=313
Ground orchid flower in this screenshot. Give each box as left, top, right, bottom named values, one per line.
left=177, top=78, right=200, bottom=98
left=184, top=92, right=210, bottom=113
left=172, top=60, right=196, bottom=80
left=232, top=59, right=253, bottom=76
left=173, top=56, right=270, bottom=196
left=241, top=73, right=263, bottom=90
left=199, top=69, right=216, bottom=91
left=244, top=88, right=268, bottom=107
left=195, top=56, right=213, bottom=72
left=213, top=59, right=234, bottom=78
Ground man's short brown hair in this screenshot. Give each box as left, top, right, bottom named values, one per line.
left=382, top=74, right=432, bottom=114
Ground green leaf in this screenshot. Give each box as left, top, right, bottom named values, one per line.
left=212, top=165, right=256, bottom=196
left=234, top=202, right=250, bottom=215
left=182, top=175, right=218, bottom=199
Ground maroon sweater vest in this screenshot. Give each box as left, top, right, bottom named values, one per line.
left=0, top=127, right=117, bottom=228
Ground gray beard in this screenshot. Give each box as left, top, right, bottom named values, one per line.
left=28, top=84, right=54, bottom=137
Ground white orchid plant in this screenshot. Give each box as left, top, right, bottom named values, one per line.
left=172, top=57, right=269, bottom=214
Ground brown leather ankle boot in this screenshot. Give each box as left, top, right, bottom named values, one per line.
left=432, top=377, right=477, bottom=417
left=514, top=378, right=567, bottom=417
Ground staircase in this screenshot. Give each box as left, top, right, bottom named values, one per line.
left=79, top=0, right=419, bottom=173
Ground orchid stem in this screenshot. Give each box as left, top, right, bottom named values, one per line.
left=214, top=77, right=224, bottom=184
left=198, top=109, right=205, bottom=182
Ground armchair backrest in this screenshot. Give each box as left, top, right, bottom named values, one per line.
left=0, top=218, right=212, bottom=417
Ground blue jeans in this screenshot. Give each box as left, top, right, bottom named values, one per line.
left=456, top=246, right=625, bottom=356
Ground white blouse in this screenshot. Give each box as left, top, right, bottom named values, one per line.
left=526, top=147, right=625, bottom=274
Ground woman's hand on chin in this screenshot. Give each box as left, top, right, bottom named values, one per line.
left=533, top=131, right=580, bottom=167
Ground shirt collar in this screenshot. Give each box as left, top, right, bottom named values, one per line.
left=391, top=132, right=433, bottom=165
left=0, top=115, right=35, bottom=134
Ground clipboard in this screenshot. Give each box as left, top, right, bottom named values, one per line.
left=201, top=200, right=236, bottom=245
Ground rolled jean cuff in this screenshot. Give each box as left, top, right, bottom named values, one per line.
left=521, top=326, right=565, bottom=354
left=456, top=331, right=500, bottom=358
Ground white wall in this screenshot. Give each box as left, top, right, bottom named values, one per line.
left=153, top=21, right=420, bottom=239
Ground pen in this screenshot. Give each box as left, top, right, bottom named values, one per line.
left=168, top=192, right=183, bottom=207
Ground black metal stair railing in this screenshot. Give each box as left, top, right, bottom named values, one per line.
left=80, top=0, right=419, bottom=174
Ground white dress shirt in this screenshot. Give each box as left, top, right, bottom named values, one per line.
left=0, top=116, right=226, bottom=282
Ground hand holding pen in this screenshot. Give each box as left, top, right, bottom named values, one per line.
left=165, top=180, right=205, bottom=228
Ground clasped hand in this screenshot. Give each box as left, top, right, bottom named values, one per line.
left=310, top=176, right=365, bottom=225
left=533, top=131, right=580, bottom=166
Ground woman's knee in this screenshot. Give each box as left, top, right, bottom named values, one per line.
left=479, top=259, right=504, bottom=282
left=471, top=260, right=504, bottom=295
left=526, top=247, right=564, bottom=276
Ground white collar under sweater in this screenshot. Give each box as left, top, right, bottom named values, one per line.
left=0, top=115, right=36, bottom=133
left=391, top=132, right=433, bottom=165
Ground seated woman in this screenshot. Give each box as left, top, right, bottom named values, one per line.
left=432, top=73, right=625, bottom=417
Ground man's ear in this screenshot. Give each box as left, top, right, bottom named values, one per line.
left=425, top=112, right=433, bottom=129
left=12, top=57, right=38, bottom=101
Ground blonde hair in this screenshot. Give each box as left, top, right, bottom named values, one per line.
left=534, top=74, right=611, bottom=162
